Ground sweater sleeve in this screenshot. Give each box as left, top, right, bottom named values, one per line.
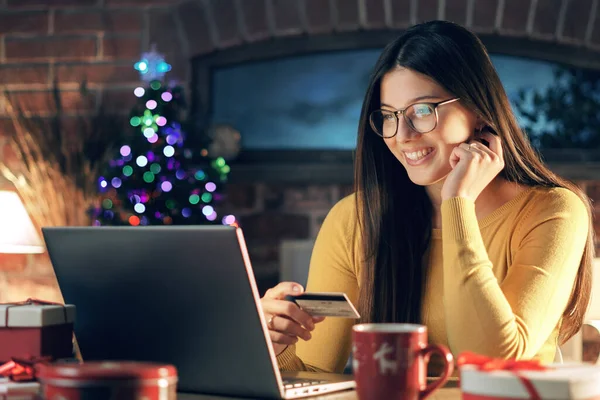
left=276, top=195, right=360, bottom=372
left=441, top=188, right=589, bottom=359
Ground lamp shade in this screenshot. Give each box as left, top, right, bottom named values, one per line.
left=0, top=191, right=44, bottom=254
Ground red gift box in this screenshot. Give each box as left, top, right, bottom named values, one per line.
left=0, top=299, right=75, bottom=363
left=458, top=352, right=600, bottom=400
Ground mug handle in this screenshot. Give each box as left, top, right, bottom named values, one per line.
left=419, top=344, right=454, bottom=399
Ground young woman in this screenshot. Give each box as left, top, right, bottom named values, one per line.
left=260, top=20, right=594, bottom=373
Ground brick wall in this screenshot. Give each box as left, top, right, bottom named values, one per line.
left=0, top=0, right=598, bottom=302
left=0, top=0, right=190, bottom=124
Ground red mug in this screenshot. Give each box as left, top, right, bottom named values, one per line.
left=352, top=323, right=453, bottom=400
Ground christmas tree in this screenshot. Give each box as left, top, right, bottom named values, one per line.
left=91, top=47, right=235, bottom=226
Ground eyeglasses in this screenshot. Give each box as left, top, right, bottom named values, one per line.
left=369, top=97, right=460, bottom=138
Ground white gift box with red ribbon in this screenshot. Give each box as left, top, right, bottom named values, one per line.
left=0, top=377, right=40, bottom=399
left=460, top=363, right=600, bottom=400
left=0, top=299, right=75, bottom=363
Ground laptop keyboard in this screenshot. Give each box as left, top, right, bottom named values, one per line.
left=283, top=378, right=328, bottom=389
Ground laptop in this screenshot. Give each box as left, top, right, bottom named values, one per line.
left=42, top=225, right=356, bottom=399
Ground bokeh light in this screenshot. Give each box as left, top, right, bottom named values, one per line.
left=120, top=145, right=131, bottom=157
left=136, top=156, right=148, bottom=167
left=161, top=181, right=173, bottom=192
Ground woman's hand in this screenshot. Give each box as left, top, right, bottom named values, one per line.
left=441, top=130, right=505, bottom=202
left=260, top=282, right=326, bottom=356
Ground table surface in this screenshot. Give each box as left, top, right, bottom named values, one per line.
left=178, top=388, right=460, bottom=400
left=177, top=378, right=461, bottom=400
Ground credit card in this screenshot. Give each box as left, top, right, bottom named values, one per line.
left=285, top=292, right=360, bottom=318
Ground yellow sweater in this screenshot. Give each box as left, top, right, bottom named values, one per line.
left=276, top=186, right=589, bottom=372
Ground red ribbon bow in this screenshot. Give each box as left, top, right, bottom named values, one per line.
left=458, top=352, right=548, bottom=400
left=1, top=298, right=67, bottom=328
left=457, top=351, right=547, bottom=372
left=0, top=357, right=50, bottom=382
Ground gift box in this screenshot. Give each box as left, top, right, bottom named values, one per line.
left=0, top=299, right=75, bottom=363
left=0, top=378, right=40, bottom=400
left=459, top=352, right=600, bottom=400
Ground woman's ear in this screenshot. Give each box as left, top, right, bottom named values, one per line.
left=474, top=124, right=492, bottom=147
left=474, top=121, right=486, bottom=134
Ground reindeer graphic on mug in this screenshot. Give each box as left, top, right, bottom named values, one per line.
left=373, top=342, right=397, bottom=374
left=365, top=342, right=414, bottom=375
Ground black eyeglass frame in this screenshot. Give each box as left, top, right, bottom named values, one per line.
left=369, top=97, right=460, bottom=138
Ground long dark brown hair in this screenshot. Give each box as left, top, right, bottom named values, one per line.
left=355, top=20, right=594, bottom=344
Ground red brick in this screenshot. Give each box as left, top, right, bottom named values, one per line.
left=364, top=0, right=386, bottom=28
left=502, top=0, right=530, bottom=32
left=55, top=62, right=139, bottom=85
left=272, top=0, right=303, bottom=35
left=562, top=0, right=594, bottom=40
left=54, top=9, right=143, bottom=34
left=104, top=0, right=177, bottom=5
left=148, top=8, right=181, bottom=55
left=0, top=118, right=15, bottom=136
left=0, top=64, right=50, bottom=85
left=1, top=275, right=62, bottom=304
left=305, top=0, right=333, bottom=33
left=6, top=0, right=98, bottom=7
left=390, top=0, right=412, bottom=27
left=0, top=254, right=29, bottom=272
left=101, top=88, right=140, bottom=113
left=334, top=0, right=360, bottom=30
left=235, top=0, right=268, bottom=40
left=245, top=241, right=280, bottom=264
left=225, top=184, right=257, bottom=209
left=5, top=36, right=97, bottom=60
left=49, top=116, right=106, bottom=146
left=445, top=0, right=468, bottom=26
left=281, top=185, right=337, bottom=211
left=532, top=0, right=562, bottom=37
left=176, top=1, right=214, bottom=55
left=102, top=35, right=142, bottom=59
left=239, top=212, right=310, bottom=241
left=6, top=90, right=97, bottom=113
left=472, top=0, right=498, bottom=31
left=417, top=0, right=440, bottom=22
left=60, top=90, right=98, bottom=112
left=0, top=140, right=21, bottom=166
left=26, top=254, right=59, bottom=276
left=339, top=184, right=354, bottom=199
left=211, top=0, right=242, bottom=46
left=0, top=11, right=48, bottom=34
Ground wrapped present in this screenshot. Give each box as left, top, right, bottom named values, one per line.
left=458, top=352, right=600, bottom=400
left=0, top=377, right=40, bottom=400
left=0, top=299, right=75, bottom=363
